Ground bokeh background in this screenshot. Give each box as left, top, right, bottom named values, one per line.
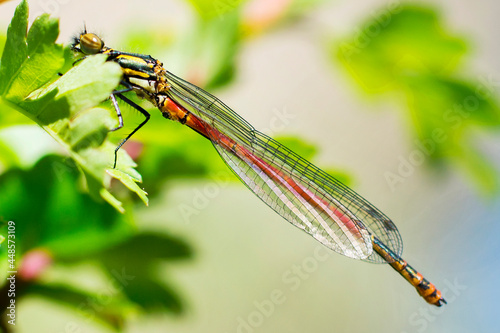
left=0, top=0, right=499, bottom=332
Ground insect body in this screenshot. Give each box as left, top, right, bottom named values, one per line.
left=71, top=31, right=446, bottom=306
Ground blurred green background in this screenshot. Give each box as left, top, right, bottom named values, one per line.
left=0, top=0, right=499, bottom=332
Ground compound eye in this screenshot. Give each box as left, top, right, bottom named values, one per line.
left=79, top=33, right=104, bottom=54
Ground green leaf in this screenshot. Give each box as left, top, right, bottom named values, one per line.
left=50, top=232, right=192, bottom=314
left=20, top=54, right=145, bottom=207
left=335, top=5, right=467, bottom=93
left=0, top=0, right=28, bottom=96
left=99, top=233, right=192, bottom=263
left=20, top=55, right=119, bottom=121
left=107, top=169, right=148, bottom=206
left=119, top=277, right=183, bottom=313
left=1, top=13, right=64, bottom=101
left=98, top=233, right=192, bottom=313
left=0, top=157, right=191, bottom=321
left=0, top=156, right=133, bottom=257
left=0, top=1, right=147, bottom=208
left=0, top=98, right=31, bottom=127
left=26, top=282, right=132, bottom=331
left=332, top=4, right=500, bottom=195
left=0, top=32, right=6, bottom=57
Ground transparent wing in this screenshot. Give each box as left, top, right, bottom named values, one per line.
left=165, top=71, right=402, bottom=263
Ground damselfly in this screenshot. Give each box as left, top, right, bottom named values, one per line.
left=71, top=30, right=446, bottom=306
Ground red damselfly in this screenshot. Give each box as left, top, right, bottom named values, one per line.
left=71, top=31, right=446, bottom=306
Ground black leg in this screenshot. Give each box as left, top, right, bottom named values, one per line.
left=109, top=81, right=136, bottom=131
left=111, top=93, right=151, bottom=168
